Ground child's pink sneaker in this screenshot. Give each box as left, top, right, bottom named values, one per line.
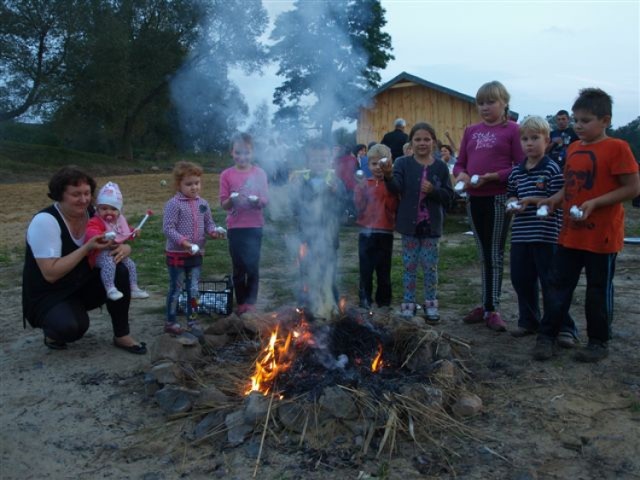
left=236, top=304, right=248, bottom=315
left=164, top=322, right=184, bottom=335
left=462, top=306, right=485, bottom=324
left=485, top=312, right=507, bottom=332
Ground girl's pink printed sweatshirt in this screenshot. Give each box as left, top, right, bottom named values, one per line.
left=163, top=193, right=217, bottom=253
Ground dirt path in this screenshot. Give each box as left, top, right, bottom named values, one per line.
left=1, top=175, right=639, bottom=479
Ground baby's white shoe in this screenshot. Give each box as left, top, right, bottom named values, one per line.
left=107, top=287, right=124, bottom=301
left=130, top=286, right=149, bottom=299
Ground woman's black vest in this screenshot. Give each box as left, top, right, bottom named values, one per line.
left=22, top=205, right=93, bottom=328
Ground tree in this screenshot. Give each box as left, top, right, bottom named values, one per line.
left=270, top=0, right=393, bottom=141
left=0, top=0, right=81, bottom=122
left=54, top=0, right=268, bottom=159
left=610, top=116, right=640, bottom=160
left=169, top=0, right=268, bottom=153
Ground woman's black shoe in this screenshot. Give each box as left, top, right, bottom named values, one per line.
left=113, top=339, right=147, bottom=355
left=44, top=337, right=67, bottom=350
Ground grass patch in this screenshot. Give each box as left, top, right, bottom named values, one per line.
left=7, top=207, right=484, bottom=312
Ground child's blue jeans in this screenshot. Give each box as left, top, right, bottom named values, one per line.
left=166, top=265, right=201, bottom=324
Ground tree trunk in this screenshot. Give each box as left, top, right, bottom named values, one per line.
left=116, top=79, right=169, bottom=160
left=118, top=117, right=135, bottom=161
left=321, top=118, right=333, bottom=145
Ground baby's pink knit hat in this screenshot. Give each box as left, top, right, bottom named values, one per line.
left=96, top=182, right=123, bottom=211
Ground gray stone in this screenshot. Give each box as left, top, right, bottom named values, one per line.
left=204, top=315, right=244, bottom=335
left=149, top=361, right=181, bottom=385
left=154, top=386, right=198, bottom=415
left=241, top=313, right=278, bottom=336
left=243, top=440, right=262, bottom=459
left=149, top=335, right=203, bottom=364
left=203, top=334, right=229, bottom=349
left=452, top=393, right=483, bottom=417
left=193, top=411, right=226, bottom=440
left=194, top=385, right=230, bottom=408
left=175, top=332, right=199, bottom=346
left=225, top=410, right=253, bottom=446
left=319, top=386, right=357, bottom=419
left=399, top=384, right=444, bottom=408
left=404, top=344, right=433, bottom=373
left=278, top=402, right=308, bottom=433
left=143, top=372, right=161, bottom=397
left=433, top=359, right=457, bottom=384
left=433, top=341, right=452, bottom=360
left=243, top=392, right=270, bottom=424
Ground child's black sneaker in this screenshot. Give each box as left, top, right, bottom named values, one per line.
left=532, top=335, right=555, bottom=361
left=574, top=341, right=608, bottom=363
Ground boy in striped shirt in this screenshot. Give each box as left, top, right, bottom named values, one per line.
left=506, top=116, right=576, bottom=343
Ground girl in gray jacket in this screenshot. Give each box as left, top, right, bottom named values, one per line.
left=382, top=122, right=454, bottom=322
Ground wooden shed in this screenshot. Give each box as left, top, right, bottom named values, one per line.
left=357, top=72, right=518, bottom=149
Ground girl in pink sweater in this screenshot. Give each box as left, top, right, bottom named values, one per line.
left=453, top=81, right=525, bottom=332
left=219, top=133, right=269, bottom=314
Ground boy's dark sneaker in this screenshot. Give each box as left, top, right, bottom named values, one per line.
left=532, top=336, right=555, bottom=361
left=359, top=300, right=372, bottom=310
left=574, top=341, right=608, bottom=363
left=510, top=326, right=537, bottom=338
left=557, top=331, right=577, bottom=349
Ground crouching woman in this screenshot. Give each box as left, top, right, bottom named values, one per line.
left=22, top=166, right=146, bottom=354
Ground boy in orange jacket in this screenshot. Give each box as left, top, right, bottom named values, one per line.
left=354, top=144, right=399, bottom=309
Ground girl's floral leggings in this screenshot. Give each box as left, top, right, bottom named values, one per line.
left=401, top=235, right=439, bottom=305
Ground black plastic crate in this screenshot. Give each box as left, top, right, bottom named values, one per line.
left=177, top=276, right=233, bottom=316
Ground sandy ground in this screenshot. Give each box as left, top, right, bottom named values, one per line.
left=1, top=174, right=639, bottom=479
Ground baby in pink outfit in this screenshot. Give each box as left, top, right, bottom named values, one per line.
left=85, top=182, right=149, bottom=301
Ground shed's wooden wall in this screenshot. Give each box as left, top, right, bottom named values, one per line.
left=357, top=81, right=479, bottom=150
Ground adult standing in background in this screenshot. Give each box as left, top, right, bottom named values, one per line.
left=381, top=118, right=409, bottom=161
left=546, top=109, right=579, bottom=169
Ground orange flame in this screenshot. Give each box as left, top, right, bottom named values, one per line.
left=371, top=343, right=384, bottom=372
left=339, top=297, right=346, bottom=314
left=245, top=320, right=312, bottom=396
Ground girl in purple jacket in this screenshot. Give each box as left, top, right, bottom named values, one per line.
left=163, top=161, right=223, bottom=336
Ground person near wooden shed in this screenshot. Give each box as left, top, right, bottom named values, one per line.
left=381, top=118, right=409, bottom=161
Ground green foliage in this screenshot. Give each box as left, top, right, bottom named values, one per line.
left=610, top=116, right=640, bottom=160
left=53, top=0, right=204, bottom=159
left=333, top=127, right=357, bottom=147
left=2, top=1, right=269, bottom=159
left=270, top=0, right=393, bottom=141
left=0, top=0, right=81, bottom=121
left=0, top=121, right=61, bottom=146
left=0, top=140, right=227, bottom=182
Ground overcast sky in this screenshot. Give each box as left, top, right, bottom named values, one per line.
left=233, top=0, right=639, bottom=129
